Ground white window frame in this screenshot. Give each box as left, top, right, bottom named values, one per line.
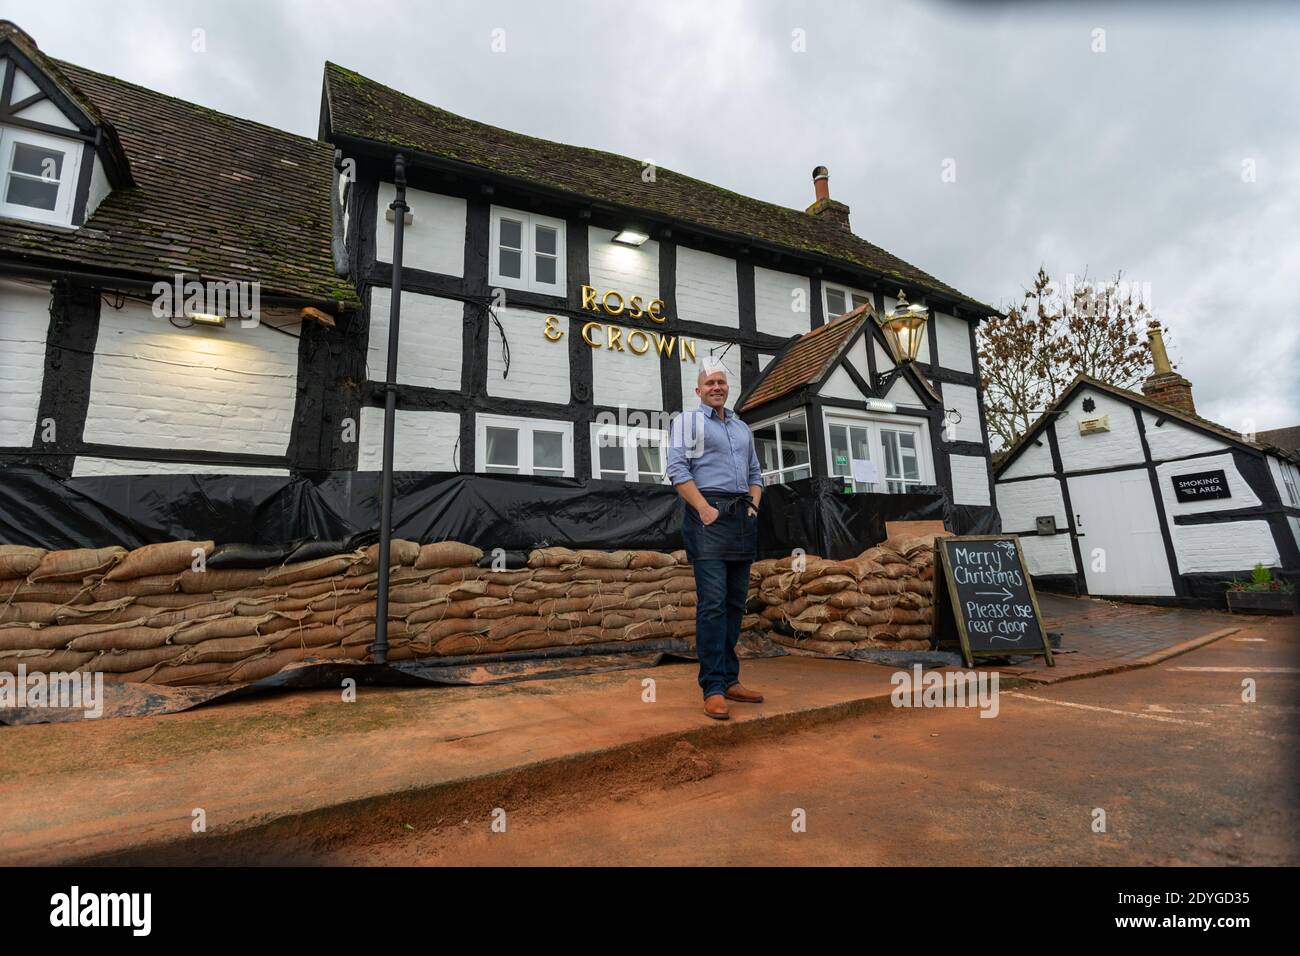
left=0, top=126, right=83, bottom=227
left=476, top=413, right=574, bottom=477
left=1282, top=461, right=1300, bottom=507
left=488, top=205, right=566, bottom=296
left=590, top=422, right=668, bottom=483
left=751, top=409, right=813, bottom=485
left=822, top=282, right=872, bottom=320
left=822, top=409, right=933, bottom=494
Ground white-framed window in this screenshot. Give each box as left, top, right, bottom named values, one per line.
left=752, top=410, right=812, bottom=484
left=590, top=423, right=667, bottom=483
left=1283, top=462, right=1300, bottom=508
left=823, top=282, right=872, bottom=319
left=824, top=412, right=931, bottom=493
left=476, top=413, right=573, bottom=477
left=489, top=206, right=566, bottom=295
left=0, top=126, right=83, bottom=227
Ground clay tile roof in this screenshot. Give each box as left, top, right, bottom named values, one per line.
left=739, top=305, right=871, bottom=412
left=0, top=37, right=359, bottom=305
left=1257, top=425, right=1300, bottom=458
left=321, top=62, right=996, bottom=316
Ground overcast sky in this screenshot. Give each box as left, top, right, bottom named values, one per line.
left=10, top=0, right=1298, bottom=432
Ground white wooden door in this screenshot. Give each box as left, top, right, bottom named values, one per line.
left=1068, top=469, right=1174, bottom=597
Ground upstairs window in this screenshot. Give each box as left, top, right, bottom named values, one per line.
left=489, top=206, right=566, bottom=295
left=753, top=412, right=812, bottom=484
left=0, top=127, right=82, bottom=226
left=823, top=283, right=871, bottom=319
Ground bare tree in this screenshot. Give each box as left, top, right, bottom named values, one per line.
left=978, top=267, right=1161, bottom=451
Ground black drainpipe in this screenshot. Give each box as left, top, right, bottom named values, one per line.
left=371, top=153, right=409, bottom=665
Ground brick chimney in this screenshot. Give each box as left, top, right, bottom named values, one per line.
left=805, top=166, right=851, bottom=230
left=1141, top=320, right=1196, bottom=415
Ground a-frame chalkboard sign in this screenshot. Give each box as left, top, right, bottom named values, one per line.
left=933, top=536, right=1054, bottom=668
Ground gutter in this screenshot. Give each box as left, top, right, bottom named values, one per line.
left=0, top=260, right=360, bottom=314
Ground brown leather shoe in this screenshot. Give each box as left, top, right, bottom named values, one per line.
left=704, top=694, right=730, bottom=720
left=725, top=683, right=764, bottom=703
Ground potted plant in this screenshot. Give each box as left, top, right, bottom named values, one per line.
left=1225, top=564, right=1297, bottom=615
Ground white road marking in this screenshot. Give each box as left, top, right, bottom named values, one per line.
left=1004, top=692, right=1292, bottom=741
left=1167, top=666, right=1299, bottom=674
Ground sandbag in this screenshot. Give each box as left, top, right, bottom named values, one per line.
left=0, top=545, right=46, bottom=580
left=262, top=555, right=358, bottom=587
left=415, top=541, right=484, bottom=570
left=28, top=547, right=127, bottom=583
left=105, top=540, right=214, bottom=582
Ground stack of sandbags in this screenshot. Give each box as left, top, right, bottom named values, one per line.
left=746, top=531, right=950, bottom=656
left=0, top=539, right=711, bottom=687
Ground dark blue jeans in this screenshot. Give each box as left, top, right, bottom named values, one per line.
left=682, top=489, right=757, bottom=699
left=691, top=558, right=751, bottom=699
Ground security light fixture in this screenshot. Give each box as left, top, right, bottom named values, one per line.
left=187, top=313, right=226, bottom=327
left=611, top=229, right=649, bottom=246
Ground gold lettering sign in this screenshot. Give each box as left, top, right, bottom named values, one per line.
left=581, top=285, right=666, bottom=324
left=550, top=316, right=695, bottom=361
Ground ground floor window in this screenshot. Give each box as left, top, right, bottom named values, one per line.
left=476, top=414, right=573, bottom=477
left=752, top=411, right=812, bottom=484
left=591, top=423, right=666, bottom=483
left=825, top=413, right=929, bottom=493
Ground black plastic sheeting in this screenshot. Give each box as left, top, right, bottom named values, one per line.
left=0, top=468, right=998, bottom=557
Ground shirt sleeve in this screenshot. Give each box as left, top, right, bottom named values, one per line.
left=746, top=425, right=763, bottom=487
left=665, top=412, right=694, bottom=486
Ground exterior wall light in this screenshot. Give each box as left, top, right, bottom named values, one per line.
left=187, top=313, right=226, bottom=327
left=874, top=289, right=928, bottom=394
left=612, top=229, right=649, bottom=246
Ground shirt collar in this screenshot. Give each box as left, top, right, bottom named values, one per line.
left=698, top=401, right=729, bottom=421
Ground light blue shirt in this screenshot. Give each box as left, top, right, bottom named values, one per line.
left=666, top=403, right=764, bottom=493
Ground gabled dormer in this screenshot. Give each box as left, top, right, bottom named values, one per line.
left=0, top=20, right=131, bottom=228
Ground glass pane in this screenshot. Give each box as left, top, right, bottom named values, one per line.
left=826, top=288, right=846, bottom=317
left=600, top=470, right=625, bottom=481
left=897, top=432, right=920, bottom=480
left=598, top=442, right=623, bottom=471
left=533, top=430, right=564, bottom=470
left=788, top=465, right=812, bottom=481
left=851, top=293, right=871, bottom=310
left=485, top=465, right=518, bottom=474
left=753, top=425, right=779, bottom=472
left=535, top=225, right=557, bottom=255
left=485, top=426, right=518, bottom=467
left=881, top=431, right=903, bottom=481
left=499, top=248, right=521, bottom=279
left=534, top=254, right=556, bottom=285
left=5, top=175, right=58, bottom=210
left=11, top=143, right=63, bottom=179
left=636, top=442, right=661, bottom=475
left=829, top=425, right=849, bottom=477
left=850, top=426, right=871, bottom=461
left=534, top=468, right=564, bottom=479
left=778, top=415, right=809, bottom=468
left=499, top=218, right=523, bottom=249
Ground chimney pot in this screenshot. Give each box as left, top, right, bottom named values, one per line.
left=806, top=165, right=851, bottom=230
left=1141, top=321, right=1196, bottom=415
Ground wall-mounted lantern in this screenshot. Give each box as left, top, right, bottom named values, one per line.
left=874, top=289, right=929, bottom=394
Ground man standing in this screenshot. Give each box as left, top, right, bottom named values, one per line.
left=666, top=360, right=765, bottom=720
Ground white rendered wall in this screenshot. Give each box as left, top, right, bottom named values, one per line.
left=1054, top=387, right=1145, bottom=471
left=754, top=266, right=810, bottom=338
left=591, top=329, right=663, bottom=410
left=942, top=383, right=982, bottom=443
left=1019, top=533, right=1078, bottom=576
left=1141, top=411, right=1230, bottom=461
left=1171, top=521, right=1279, bottom=574
left=934, top=312, right=973, bottom=373
left=366, top=288, right=463, bottom=390
left=1000, top=438, right=1055, bottom=479
left=997, top=476, right=1068, bottom=533
left=675, top=246, right=738, bottom=328
left=0, top=279, right=49, bottom=446
left=83, top=301, right=299, bottom=457
left=357, top=406, right=460, bottom=471
left=72, top=458, right=289, bottom=477
left=486, top=308, right=569, bottom=404
left=374, top=183, right=466, bottom=277
left=589, top=228, right=659, bottom=300
left=949, top=453, right=991, bottom=505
